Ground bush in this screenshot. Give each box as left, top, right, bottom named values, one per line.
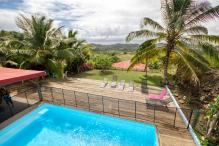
left=110, top=55, right=120, bottom=63
left=92, top=55, right=113, bottom=72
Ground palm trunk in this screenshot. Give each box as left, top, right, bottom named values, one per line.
left=164, top=39, right=175, bottom=85
left=145, top=56, right=148, bottom=77
left=164, top=49, right=171, bottom=85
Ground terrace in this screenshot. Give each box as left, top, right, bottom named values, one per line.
left=0, top=71, right=197, bottom=146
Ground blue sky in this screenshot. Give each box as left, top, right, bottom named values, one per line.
left=0, top=0, right=219, bottom=44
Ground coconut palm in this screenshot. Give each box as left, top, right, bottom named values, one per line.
left=126, top=0, right=219, bottom=85
left=15, top=14, right=63, bottom=69
left=60, top=30, right=92, bottom=73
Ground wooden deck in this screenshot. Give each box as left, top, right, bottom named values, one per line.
left=43, top=78, right=175, bottom=105
left=0, top=78, right=196, bottom=146
left=41, top=78, right=195, bottom=146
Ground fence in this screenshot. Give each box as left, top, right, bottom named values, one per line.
left=40, top=86, right=193, bottom=129
left=0, top=85, right=196, bottom=130
left=0, top=87, right=40, bottom=123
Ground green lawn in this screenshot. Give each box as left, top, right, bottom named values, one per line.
left=116, top=52, right=135, bottom=61
left=72, top=69, right=164, bottom=86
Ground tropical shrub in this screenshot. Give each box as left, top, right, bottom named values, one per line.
left=92, top=54, right=113, bottom=72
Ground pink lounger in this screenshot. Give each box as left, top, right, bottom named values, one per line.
left=148, top=88, right=167, bottom=100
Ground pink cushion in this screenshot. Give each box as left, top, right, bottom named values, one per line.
left=148, top=89, right=167, bottom=100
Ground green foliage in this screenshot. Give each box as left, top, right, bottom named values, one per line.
left=91, top=55, right=113, bottom=72
left=206, top=96, right=219, bottom=120
left=148, top=61, right=162, bottom=70
left=109, top=54, right=120, bottom=63
left=126, top=0, right=219, bottom=85
left=0, top=14, right=92, bottom=78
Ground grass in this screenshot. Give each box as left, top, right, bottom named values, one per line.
left=72, top=69, right=164, bottom=86
left=116, top=52, right=135, bottom=61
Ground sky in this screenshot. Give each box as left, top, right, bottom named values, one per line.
left=0, top=0, right=219, bottom=44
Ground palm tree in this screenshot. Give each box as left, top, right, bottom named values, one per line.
left=15, top=14, right=63, bottom=69
left=126, top=0, right=219, bottom=85
left=61, top=30, right=92, bottom=73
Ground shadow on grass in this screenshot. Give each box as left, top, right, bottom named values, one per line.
left=72, top=70, right=114, bottom=78
left=134, top=75, right=163, bottom=86
left=98, top=71, right=114, bottom=76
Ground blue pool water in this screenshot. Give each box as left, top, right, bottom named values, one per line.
left=0, top=104, right=158, bottom=146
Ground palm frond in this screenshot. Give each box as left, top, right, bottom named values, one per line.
left=186, top=5, right=219, bottom=26
left=140, top=17, right=164, bottom=31
left=176, top=40, right=210, bottom=65
left=201, top=44, right=219, bottom=68
left=174, top=49, right=200, bottom=84
left=128, top=39, right=166, bottom=70
left=183, top=26, right=208, bottom=35
left=126, top=29, right=158, bottom=42
left=190, top=35, right=219, bottom=45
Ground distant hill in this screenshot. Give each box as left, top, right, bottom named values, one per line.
left=91, top=43, right=138, bottom=52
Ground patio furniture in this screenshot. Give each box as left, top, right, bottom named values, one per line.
left=118, top=80, right=125, bottom=90
left=141, top=79, right=148, bottom=93
left=148, top=88, right=167, bottom=100
left=100, top=78, right=108, bottom=88
left=128, top=81, right=134, bottom=91
left=63, top=71, right=68, bottom=79
left=111, top=75, right=117, bottom=88
left=146, top=97, right=173, bottom=108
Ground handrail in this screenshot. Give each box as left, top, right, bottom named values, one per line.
left=165, top=85, right=201, bottom=146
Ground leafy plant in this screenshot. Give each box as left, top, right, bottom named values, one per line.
left=205, top=96, right=219, bottom=138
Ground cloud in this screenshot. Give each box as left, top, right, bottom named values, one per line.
left=0, top=0, right=219, bottom=44
left=0, top=9, right=19, bottom=31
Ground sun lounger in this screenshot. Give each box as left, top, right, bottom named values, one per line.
left=111, top=75, right=117, bottom=88
left=128, top=81, right=134, bottom=91
left=148, top=88, right=167, bottom=100
left=118, top=80, right=125, bottom=90
left=147, top=97, right=172, bottom=107
left=100, top=78, right=108, bottom=88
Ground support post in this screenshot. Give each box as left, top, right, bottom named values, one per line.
left=173, top=108, right=177, bottom=126
left=102, top=96, right=105, bottom=113
left=37, top=84, right=43, bottom=102
left=24, top=90, right=30, bottom=106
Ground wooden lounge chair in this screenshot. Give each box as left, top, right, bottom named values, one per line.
left=118, top=80, right=125, bottom=90
left=100, top=78, right=108, bottom=88
left=111, top=75, right=117, bottom=88
left=128, top=81, right=134, bottom=91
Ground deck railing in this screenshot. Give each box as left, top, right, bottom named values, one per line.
left=166, top=86, right=201, bottom=146
left=1, top=85, right=197, bottom=132
left=40, top=86, right=193, bottom=129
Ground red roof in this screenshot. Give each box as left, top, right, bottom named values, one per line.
left=112, top=60, right=146, bottom=71
left=0, top=67, right=46, bottom=86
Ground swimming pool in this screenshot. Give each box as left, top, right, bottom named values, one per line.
left=0, top=103, right=158, bottom=146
